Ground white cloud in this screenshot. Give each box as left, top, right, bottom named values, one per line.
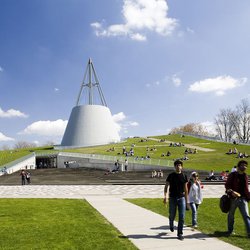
left=54, top=88, right=59, bottom=92
left=0, top=132, right=14, bottom=142
left=113, top=112, right=126, bottom=123
left=186, top=27, right=195, bottom=34
left=146, top=80, right=160, bottom=87
left=0, top=66, right=3, bottom=72
left=91, top=22, right=102, bottom=29
left=147, top=74, right=181, bottom=88
left=130, top=33, right=147, bottom=41
left=91, top=0, right=177, bottom=41
left=0, top=107, right=28, bottom=118
left=19, top=119, right=67, bottom=136
left=189, top=76, right=247, bottom=96
left=200, top=121, right=217, bottom=135
left=172, top=74, right=181, bottom=87
left=112, top=112, right=139, bottom=134
left=128, top=121, right=139, bottom=126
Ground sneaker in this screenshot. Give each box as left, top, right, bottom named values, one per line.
left=170, top=227, right=174, bottom=232
left=193, top=225, right=198, bottom=229
left=177, top=235, right=184, bottom=241
left=226, top=231, right=235, bottom=236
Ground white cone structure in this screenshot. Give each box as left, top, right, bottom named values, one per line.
left=61, top=58, right=120, bottom=147
left=61, top=105, right=120, bottom=147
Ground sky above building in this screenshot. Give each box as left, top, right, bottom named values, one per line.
left=0, top=0, right=250, bottom=148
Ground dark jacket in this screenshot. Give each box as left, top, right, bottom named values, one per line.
left=225, top=171, right=250, bottom=201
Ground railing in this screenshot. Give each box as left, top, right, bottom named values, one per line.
left=177, top=131, right=250, bottom=145
left=0, top=151, right=174, bottom=175
left=176, top=132, right=221, bottom=142
left=35, top=152, right=59, bottom=157
left=58, top=152, right=174, bottom=167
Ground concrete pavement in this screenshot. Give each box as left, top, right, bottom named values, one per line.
left=86, top=196, right=240, bottom=250
left=0, top=184, right=242, bottom=250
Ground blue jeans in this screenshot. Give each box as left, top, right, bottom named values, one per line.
left=228, top=198, right=250, bottom=234
left=169, top=197, right=186, bottom=236
left=190, top=203, right=199, bottom=226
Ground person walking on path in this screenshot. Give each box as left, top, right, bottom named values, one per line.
left=163, top=160, right=190, bottom=240
left=20, top=169, right=26, bottom=185
left=225, top=160, right=250, bottom=238
left=26, top=171, right=31, bottom=184
left=124, top=159, right=128, bottom=171
left=187, top=171, right=203, bottom=228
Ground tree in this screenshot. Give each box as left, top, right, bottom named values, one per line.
left=43, top=141, right=55, bottom=147
left=14, top=141, right=37, bottom=149
left=170, top=123, right=209, bottom=136
left=230, top=99, right=250, bottom=143
left=214, top=108, right=235, bottom=142
left=1, top=144, right=10, bottom=151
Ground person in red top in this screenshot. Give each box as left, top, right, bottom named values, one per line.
left=20, top=169, right=26, bottom=185
left=225, top=160, right=250, bottom=238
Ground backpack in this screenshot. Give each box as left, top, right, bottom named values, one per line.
left=219, top=194, right=231, bottom=213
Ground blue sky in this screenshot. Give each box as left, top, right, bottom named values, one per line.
left=1, top=0, right=250, bottom=148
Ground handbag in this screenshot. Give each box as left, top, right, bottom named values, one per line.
left=219, top=194, right=231, bottom=213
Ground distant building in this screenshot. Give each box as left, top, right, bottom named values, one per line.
left=61, top=58, right=120, bottom=148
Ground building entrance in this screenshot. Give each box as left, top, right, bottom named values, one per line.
left=36, top=154, right=57, bottom=168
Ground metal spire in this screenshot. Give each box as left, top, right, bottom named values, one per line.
left=76, top=58, right=107, bottom=107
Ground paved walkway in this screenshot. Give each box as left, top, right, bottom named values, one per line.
left=147, top=137, right=215, bottom=152
left=0, top=185, right=241, bottom=250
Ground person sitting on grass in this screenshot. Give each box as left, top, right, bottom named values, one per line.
left=226, top=148, right=233, bottom=155
left=205, top=170, right=217, bottom=180
left=243, top=152, right=249, bottom=158
left=237, top=152, right=244, bottom=158
left=233, top=147, right=238, bottom=154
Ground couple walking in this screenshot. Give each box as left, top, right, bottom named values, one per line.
left=163, top=160, right=202, bottom=240
left=20, top=169, right=31, bottom=185
left=163, top=159, right=250, bottom=240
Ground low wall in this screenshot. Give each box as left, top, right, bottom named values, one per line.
left=57, top=153, right=173, bottom=172
left=0, top=153, right=36, bottom=176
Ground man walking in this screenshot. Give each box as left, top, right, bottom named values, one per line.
left=225, top=160, right=250, bottom=238
left=164, top=160, right=189, bottom=240
left=20, top=169, right=26, bottom=185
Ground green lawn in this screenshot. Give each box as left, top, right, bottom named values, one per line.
left=0, top=199, right=136, bottom=250
left=127, top=198, right=250, bottom=250
left=62, top=134, right=250, bottom=174
left=0, top=150, right=31, bottom=167
left=1, top=134, right=250, bottom=174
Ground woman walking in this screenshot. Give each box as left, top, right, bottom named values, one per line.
left=188, top=172, right=203, bottom=228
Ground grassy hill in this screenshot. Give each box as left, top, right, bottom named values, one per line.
left=0, top=146, right=57, bottom=167
left=1, top=134, right=250, bottom=174
left=62, top=134, right=250, bottom=174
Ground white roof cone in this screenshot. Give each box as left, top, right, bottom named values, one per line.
left=61, top=58, right=120, bottom=147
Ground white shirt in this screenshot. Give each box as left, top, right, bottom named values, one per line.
left=188, top=182, right=203, bottom=204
